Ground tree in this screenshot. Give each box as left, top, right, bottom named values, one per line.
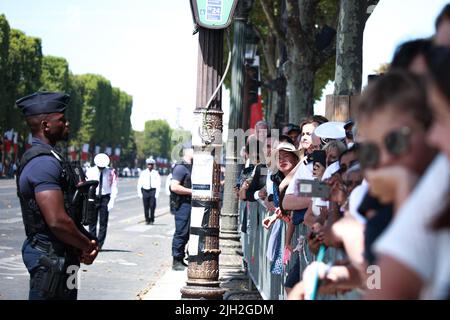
left=333, top=0, right=379, bottom=95
left=0, top=16, right=135, bottom=162
left=66, top=72, right=84, bottom=142
left=141, top=119, right=172, bottom=160
left=4, top=29, right=43, bottom=135
left=0, top=15, right=10, bottom=133
left=255, top=0, right=338, bottom=124
left=40, top=55, right=69, bottom=91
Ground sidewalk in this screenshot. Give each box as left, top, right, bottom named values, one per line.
left=141, top=249, right=262, bottom=300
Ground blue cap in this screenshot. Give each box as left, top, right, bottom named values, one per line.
left=16, top=91, right=70, bottom=117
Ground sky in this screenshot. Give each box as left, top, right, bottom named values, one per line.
left=0, top=0, right=448, bottom=131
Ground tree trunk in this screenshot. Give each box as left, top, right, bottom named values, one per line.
left=284, top=58, right=315, bottom=125
left=334, top=0, right=377, bottom=95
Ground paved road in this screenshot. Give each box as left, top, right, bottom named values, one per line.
left=0, top=176, right=176, bottom=300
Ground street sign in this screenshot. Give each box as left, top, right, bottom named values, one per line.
left=190, top=0, right=238, bottom=29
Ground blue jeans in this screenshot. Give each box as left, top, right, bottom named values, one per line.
left=171, top=203, right=191, bottom=259
left=22, top=238, right=78, bottom=300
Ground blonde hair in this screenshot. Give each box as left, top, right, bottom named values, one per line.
left=322, top=140, right=347, bottom=157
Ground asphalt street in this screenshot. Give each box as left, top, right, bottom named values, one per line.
left=0, top=175, right=174, bottom=300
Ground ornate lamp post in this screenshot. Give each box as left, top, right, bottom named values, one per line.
left=219, top=0, right=253, bottom=266
left=181, top=0, right=238, bottom=300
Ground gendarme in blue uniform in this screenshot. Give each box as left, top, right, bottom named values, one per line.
left=171, top=162, right=192, bottom=267
left=16, top=91, right=89, bottom=300
left=19, top=138, right=80, bottom=300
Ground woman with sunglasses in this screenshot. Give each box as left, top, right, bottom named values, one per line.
left=355, top=71, right=438, bottom=271
left=365, top=47, right=450, bottom=300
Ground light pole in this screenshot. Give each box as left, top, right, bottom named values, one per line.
left=181, top=0, right=238, bottom=300
left=219, top=0, right=253, bottom=267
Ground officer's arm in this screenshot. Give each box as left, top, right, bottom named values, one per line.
left=170, top=179, right=191, bottom=195
left=35, top=190, right=93, bottom=252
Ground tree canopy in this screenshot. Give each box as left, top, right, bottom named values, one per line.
left=0, top=15, right=134, bottom=165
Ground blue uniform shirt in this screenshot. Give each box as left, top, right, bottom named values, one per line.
left=172, top=164, right=190, bottom=185
left=19, top=138, right=64, bottom=272
left=19, top=138, right=62, bottom=198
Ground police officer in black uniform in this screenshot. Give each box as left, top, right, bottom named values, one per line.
left=16, top=92, right=99, bottom=300
left=170, top=142, right=193, bottom=271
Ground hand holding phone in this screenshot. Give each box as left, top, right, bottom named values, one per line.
left=296, top=179, right=330, bottom=199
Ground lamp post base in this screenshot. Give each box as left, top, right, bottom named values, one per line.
left=180, top=281, right=226, bottom=300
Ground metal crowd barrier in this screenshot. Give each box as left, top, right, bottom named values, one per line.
left=239, top=200, right=360, bottom=300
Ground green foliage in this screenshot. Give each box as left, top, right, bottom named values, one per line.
left=134, top=120, right=172, bottom=160
left=317, top=0, right=339, bottom=27
left=2, top=28, right=43, bottom=134
left=0, top=15, right=10, bottom=133
left=0, top=15, right=135, bottom=166
left=141, top=119, right=172, bottom=160
left=134, top=130, right=145, bottom=160
left=40, top=55, right=69, bottom=91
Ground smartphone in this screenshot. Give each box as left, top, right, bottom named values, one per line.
left=296, top=179, right=330, bottom=199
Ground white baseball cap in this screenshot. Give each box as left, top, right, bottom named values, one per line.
left=314, top=121, right=346, bottom=140
left=146, top=158, right=156, bottom=165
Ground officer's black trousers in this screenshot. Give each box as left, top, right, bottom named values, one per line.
left=89, top=194, right=110, bottom=248
left=172, top=202, right=191, bottom=259
left=142, top=188, right=157, bottom=222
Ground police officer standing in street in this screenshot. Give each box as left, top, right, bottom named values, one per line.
left=16, top=92, right=99, bottom=300
left=86, top=153, right=118, bottom=250
left=137, top=157, right=161, bottom=224
left=170, top=143, right=193, bottom=270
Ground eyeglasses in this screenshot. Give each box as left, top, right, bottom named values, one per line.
left=357, top=127, right=411, bottom=169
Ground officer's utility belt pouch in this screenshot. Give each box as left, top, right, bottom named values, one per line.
left=37, top=254, right=66, bottom=298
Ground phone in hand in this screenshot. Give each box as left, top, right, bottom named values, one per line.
left=295, top=179, right=330, bottom=199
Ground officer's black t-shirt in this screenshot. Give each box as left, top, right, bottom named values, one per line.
left=19, top=138, right=62, bottom=199
left=172, top=163, right=191, bottom=189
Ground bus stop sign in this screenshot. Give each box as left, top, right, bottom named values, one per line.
left=190, top=0, right=238, bottom=29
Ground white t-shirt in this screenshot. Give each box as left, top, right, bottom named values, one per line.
left=285, top=161, right=314, bottom=195
left=374, top=153, right=450, bottom=299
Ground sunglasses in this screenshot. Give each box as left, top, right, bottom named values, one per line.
left=357, top=127, right=411, bottom=169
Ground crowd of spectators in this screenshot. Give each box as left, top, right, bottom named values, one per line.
left=234, top=4, right=450, bottom=300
